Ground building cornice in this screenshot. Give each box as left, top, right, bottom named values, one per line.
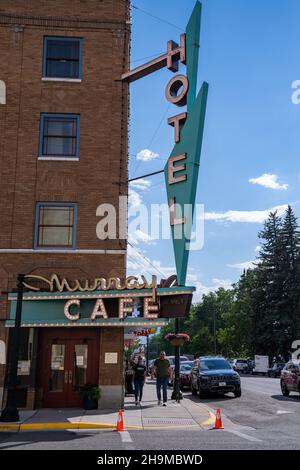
left=0, top=12, right=129, bottom=31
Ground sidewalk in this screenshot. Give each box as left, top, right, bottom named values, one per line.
left=0, top=380, right=215, bottom=432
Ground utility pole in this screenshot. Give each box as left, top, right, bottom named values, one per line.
left=146, top=334, right=149, bottom=372
left=0, top=274, right=25, bottom=422
left=213, top=309, right=217, bottom=355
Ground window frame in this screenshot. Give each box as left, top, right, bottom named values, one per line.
left=34, top=202, right=78, bottom=250
left=38, top=113, right=80, bottom=160
left=42, top=36, right=83, bottom=80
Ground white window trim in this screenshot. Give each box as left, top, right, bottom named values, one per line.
left=38, top=157, right=80, bottom=162
left=42, top=77, right=82, bottom=83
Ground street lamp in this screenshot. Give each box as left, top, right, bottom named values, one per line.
left=0, top=274, right=25, bottom=422
left=171, top=318, right=183, bottom=402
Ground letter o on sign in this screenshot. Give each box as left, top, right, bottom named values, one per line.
left=165, top=74, right=189, bottom=107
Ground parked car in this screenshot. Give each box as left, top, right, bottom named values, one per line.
left=268, top=362, right=285, bottom=378
left=190, top=356, right=241, bottom=398
left=247, top=358, right=255, bottom=373
left=280, top=361, right=300, bottom=396
left=179, top=362, right=193, bottom=389
left=167, top=356, right=190, bottom=385
left=169, top=360, right=194, bottom=387
left=232, top=358, right=249, bottom=373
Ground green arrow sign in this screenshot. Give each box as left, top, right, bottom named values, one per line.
left=164, top=1, right=208, bottom=286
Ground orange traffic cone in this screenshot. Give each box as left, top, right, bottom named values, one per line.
left=115, top=408, right=124, bottom=432
left=213, top=408, right=224, bottom=429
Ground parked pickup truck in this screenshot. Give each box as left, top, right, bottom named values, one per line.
left=252, top=355, right=269, bottom=376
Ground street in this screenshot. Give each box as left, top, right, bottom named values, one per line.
left=0, top=376, right=299, bottom=450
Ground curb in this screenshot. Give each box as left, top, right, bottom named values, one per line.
left=0, top=422, right=116, bottom=432
left=0, top=402, right=216, bottom=432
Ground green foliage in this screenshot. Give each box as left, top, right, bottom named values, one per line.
left=150, top=206, right=300, bottom=361
left=79, top=384, right=101, bottom=401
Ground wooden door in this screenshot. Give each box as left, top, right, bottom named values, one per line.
left=39, top=329, right=99, bottom=408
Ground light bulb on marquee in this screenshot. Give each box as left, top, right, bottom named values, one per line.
left=64, top=299, right=80, bottom=321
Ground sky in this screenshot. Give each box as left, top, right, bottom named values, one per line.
left=126, top=0, right=300, bottom=302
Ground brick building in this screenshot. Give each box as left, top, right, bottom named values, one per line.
left=0, top=0, right=131, bottom=409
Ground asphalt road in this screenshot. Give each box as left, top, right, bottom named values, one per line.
left=0, top=376, right=299, bottom=450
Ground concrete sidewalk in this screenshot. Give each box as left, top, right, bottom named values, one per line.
left=0, top=380, right=215, bottom=432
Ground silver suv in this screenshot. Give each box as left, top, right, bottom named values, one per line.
left=232, top=359, right=249, bottom=373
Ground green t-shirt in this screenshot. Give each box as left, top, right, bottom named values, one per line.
left=154, top=358, right=170, bottom=378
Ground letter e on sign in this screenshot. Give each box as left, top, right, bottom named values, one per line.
left=168, top=153, right=187, bottom=185
left=144, top=297, right=159, bottom=319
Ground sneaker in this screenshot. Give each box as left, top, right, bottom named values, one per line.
left=157, top=400, right=161, bottom=405
left=135, top=401, right=138, bottom=406
left=163, top=402, right=167, bottom=406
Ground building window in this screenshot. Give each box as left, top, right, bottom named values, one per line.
left=39, top=113, right=80, bottom=159
left=43, top=37, right=83, bottom=79
left=34, top=203, right=77, bottom=249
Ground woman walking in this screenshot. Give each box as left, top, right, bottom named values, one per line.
left=132, top=356, right=147, bottom=405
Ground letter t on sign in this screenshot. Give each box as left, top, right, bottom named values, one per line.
left=168, top=112, right=187, bottom=143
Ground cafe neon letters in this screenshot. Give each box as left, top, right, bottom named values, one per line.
left=64, top=296, right=159, bottom=322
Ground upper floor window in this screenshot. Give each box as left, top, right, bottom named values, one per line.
left=43, top=37, right=83, bottom=80
left=39, top=113, right=80, bottom=160
left=34, top=203, right=77, bottom=249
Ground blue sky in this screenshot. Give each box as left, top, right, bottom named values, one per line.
left=127, top=0, right=300, bottom=301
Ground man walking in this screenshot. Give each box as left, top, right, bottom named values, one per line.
left=154, top=351, right=171, bottom=406
left=132, top=356, right=147, bottom=405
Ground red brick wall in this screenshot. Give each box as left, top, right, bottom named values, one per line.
left=0, top=0, right=130, bottom=392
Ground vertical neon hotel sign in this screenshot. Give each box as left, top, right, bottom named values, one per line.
left=122, top=1, right=208, bottom=286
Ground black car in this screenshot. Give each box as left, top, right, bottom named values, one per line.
left=190, top=356, right=241, bottom=398
left=268, top=362, right=285, bottom=378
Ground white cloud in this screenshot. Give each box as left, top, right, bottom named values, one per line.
left=205, top=204, right=288, bottom=223
left=129, top=178, right=151, bottom=191
left=129, top=229, right=156, bottom=246
left=127, top=244, right=174, bottom=279
left=136, top=149, right=159, bottom=162
left=188, top=277, right=233, bottom=303
left=128, top=188, right=142, bottom=208
left=127, top=248, right=233, bottom=303
left=249, top=173, right=288, bottom=191
left=212, top=278, right=233, bottom=290
left=228, top=260, right=255, bottom=271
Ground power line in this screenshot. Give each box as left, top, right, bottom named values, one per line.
left=131, top=4, right=184, bottom=32
left=131, top=52, right=165, bottom=64
left=129, top=169, right=164, bottom=183
left=131, top=103, right=171, bottom=177
left=128, top=241, right=167, bottom=278
left=127, top=253, right=155, bottom=278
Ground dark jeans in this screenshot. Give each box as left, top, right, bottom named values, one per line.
left=156, top=376, right=168, bottom=403
left=134, top=379, right=144, bottom=401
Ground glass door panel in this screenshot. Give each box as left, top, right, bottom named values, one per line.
left=73, top=344, right=88, bottom=390
left=49, top=344, right=65, bottom=392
